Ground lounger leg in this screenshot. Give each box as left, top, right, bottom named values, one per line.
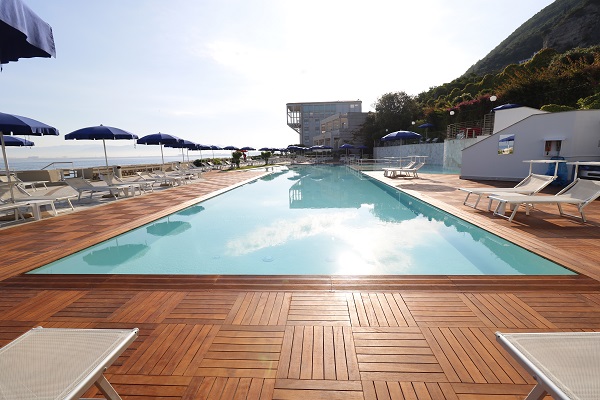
left=524, top=383, right=547, bottom=400
left=95, top=374, right=123, bottom=400
left=31, top=204, right=42, bottom=220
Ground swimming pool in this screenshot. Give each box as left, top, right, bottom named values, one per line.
left=30, top=165, right=573, bottom=275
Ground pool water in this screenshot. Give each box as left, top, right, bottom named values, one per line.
left=30, top=165, right=574, bottom=275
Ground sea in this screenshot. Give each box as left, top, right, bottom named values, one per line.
left=5, top=152, right=259, bottom=172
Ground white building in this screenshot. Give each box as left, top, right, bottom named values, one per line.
left=461, top=108, right=600, bottom=181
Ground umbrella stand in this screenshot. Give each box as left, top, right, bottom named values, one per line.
left=0, top=132, right=16, bottom=203
left=160, top=144, right=165, bottom=168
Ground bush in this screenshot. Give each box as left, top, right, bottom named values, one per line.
left=540, top=104, right=577, bottom=112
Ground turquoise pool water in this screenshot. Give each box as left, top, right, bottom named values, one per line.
left=30, top=165, right=574, bottom=275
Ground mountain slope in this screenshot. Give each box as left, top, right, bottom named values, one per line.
left=465, top=0, right=600, bottom=76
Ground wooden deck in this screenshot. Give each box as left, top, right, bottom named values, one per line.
left=1, top=168, right=600, bottom=399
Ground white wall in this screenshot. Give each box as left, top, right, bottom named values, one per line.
left=493, top=107, right=547, bottom=133
left=461, top=110, right=600, bottom=181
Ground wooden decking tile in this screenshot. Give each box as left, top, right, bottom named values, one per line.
left=347, top=292, right=417, bottom=327
left=462, top=293, right=556, bottom=329
left=273, top=379, right=363, bottom=400
left=286, top=293, right=351, bottom=326
left=353, top=327, right=446, bottom=382
left=164, top=292, right=239, bottom=324
left=518, top=292, right=600, bottom=328
left=402, top=293, right=485, bottom=327
left=198, top=325, right=285, bottom=378
left=225, top=292, right=291, bottom=325
left=362, top=381, right=459, bottom=400
left=278, top=325, right=359, bottom=380
left=108, top=291, right=186, bottom=323
left=0, top=290, right=84, bottom=321
left=49, top=290, right=134, bottom=321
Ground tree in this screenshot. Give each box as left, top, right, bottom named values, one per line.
left=231, top=151, right=243, bottom=168
left=260, top=151, right=272, bottom=165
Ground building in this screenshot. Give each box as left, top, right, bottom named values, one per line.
left=313, top=112, right=368, bottom=150
left=286, top=101, right=362, bottom=146
left=461, top=108, right=600, bottom=181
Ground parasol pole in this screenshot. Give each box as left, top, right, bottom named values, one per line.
left=160, top=142, right=165, bottom=169
left=102, top=138, right=109, bottom=168
left=0, top=132, right=16, bottom=202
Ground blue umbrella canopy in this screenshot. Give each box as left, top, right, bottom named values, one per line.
left=492, top=103, right=522, bottom=111
left=165, top=139, right=198, bottom=162
left=241, top=146, right=255, bottom=151
left=65, top=125, right=138, bottom=168
left=381, top=130, right=421, bottom=141
left=418, top=123, right=435, bottom=129
left=137, top=133, right=183, bottom=165
left=0, top=112, right=58, bottom=201
left=498, top=134, right=515, bottom=142
left=223, top=145, right=239, bottom=150
left=0, top=0, right=56, bottom=64
left=3, top=135, right=34, bottom=146
left=339, top=143, right=354, bottom=149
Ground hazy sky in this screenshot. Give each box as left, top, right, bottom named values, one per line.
left=1, top=0, right=555, bottom=160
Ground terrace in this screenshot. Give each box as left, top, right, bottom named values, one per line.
left=1, top=168, right=600, bottom=399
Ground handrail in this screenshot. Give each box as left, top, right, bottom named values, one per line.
left=41, top=161, right=74, bottom=170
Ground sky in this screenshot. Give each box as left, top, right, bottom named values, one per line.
left=1, top=0, right=556, bottom=160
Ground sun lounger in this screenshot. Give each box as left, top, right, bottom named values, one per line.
left=66, top=177, right=129, bottom=201
left=0, top=174, right=48, bottom=191
left=459, top=173, right=556, bottom=210
left=0, top=326, right=138, bottom=400
left=0, top=198, right=57, bottom=221
left=383, top=161, right=415, bottom=178
left=383, top=162, right=425, bottom=178
left=100, top=173, right=147, bottom=194
left=496, top=331, right=600, bottom=400
left=489, top=178, right=600, bottom=222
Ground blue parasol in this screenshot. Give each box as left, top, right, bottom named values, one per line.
left=0, top=111, right=58, bottom=202
left=65, top=125, right=138, bottom=168
left=137, top=133, right=183, bottom=166
left=3, top=136, right=34, bottom=146
left=0, top=0, right=56, bottom=65
left=381, top=130, right=421, bottom=141
left=492, top=103, right=522, bottom=111
left=165, top=139, right=199, bottom=162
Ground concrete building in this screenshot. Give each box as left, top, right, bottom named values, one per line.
left=286, top=101, right=362, bottom=146
left=313, top=112, right=368, bottom=150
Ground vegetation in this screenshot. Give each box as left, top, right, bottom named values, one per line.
left=353, top=45, right=600, bottom=148
left=464, top=0, right=590, bottom=76
left=231, top=151, right=243, bottom=168
left=260, top=151, right=272, bottom=165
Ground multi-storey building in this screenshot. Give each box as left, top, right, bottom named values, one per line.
left=314, top=112, right=368, bottom=150
left=286, top=100, right=362, bottom=146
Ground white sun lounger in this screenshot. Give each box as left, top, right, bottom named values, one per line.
left=0, top=327, right=138, bottom=400
left=66, top=177, right=134, bottom=200
left=489, top=178, right=600, bottom=222
left=496, top=331, right=600, bottom=400
left=459, top=173, right=556, bottom=210
left=0, top=198, right=57, bottom=221
left=383, top=162, right=426, bottom=178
